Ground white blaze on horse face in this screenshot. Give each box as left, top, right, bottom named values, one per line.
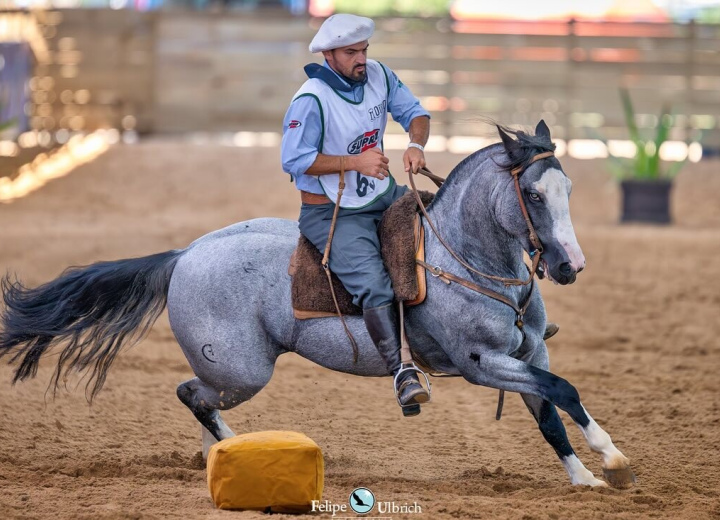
left=533, top=168, right=586, bottom=271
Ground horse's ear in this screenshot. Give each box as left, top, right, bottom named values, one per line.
left=497, top=125, right=520, bottom=157
left=535, top=120, right=551, bottom=139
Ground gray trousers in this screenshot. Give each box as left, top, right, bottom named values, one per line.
left=298, top=181, right=408, bottom=309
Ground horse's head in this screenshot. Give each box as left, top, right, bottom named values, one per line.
left=495, top=121, right=585, bottom=285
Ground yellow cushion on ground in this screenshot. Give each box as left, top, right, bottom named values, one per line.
left=207, top=431, right=324, bottom=513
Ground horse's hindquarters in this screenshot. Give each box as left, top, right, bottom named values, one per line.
left=168, top=218, right=298, bottom=386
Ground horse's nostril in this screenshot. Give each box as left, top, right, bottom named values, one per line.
left=559, top=262, right=572, bottom=275
left=577, top=265, right=585, bottom=273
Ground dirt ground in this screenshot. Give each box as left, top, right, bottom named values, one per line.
left=0, top=140, right=719, bottom=520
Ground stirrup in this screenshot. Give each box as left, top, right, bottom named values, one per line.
left=393, top=363, right=432, bottom=411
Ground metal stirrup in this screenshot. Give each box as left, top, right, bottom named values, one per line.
left=397, top=302, right=431, bottom=407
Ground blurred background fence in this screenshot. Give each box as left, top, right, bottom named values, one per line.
left=1, top=8, right=719, bottom=153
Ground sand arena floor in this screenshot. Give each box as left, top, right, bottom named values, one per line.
left=0, top=141, right=719, bottom=519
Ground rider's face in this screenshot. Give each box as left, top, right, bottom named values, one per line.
left=324, top=41, right=369, bottom=82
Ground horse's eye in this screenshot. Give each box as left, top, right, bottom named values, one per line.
left=528, top=192, right=542, bottom=202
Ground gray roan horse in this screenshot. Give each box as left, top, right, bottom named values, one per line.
left=0, top=121, right=635, bottom=488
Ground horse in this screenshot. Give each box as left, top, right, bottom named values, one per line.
left=0, top=121, right=635, bottom=488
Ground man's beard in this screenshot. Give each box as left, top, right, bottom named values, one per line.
left=350, top=67, right=366, bottom=82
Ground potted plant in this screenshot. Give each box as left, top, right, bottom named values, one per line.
left=608, top=88, right=686, bottom=224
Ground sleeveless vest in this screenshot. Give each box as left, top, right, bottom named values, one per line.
left=291, top=60, right=392, bottom=209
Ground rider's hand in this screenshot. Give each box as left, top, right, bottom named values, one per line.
left=351, top=148, right=390, bottom=180
left=404, top=146, right=426, bottom=175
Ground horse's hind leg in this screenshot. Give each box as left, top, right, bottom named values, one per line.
left=176, top=378, right=243, bottom=459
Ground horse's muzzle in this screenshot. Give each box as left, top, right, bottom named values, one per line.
left=558, top=262, right=577, bottom=285
left=547, top=260, right=581, bottom=285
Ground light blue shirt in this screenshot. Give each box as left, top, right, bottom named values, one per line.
left=281, top=61, right=430, bottom=194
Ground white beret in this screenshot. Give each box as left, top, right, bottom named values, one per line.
left=309, top=14, right=375, bottom=53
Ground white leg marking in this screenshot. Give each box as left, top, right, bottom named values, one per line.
left=561, top=454, right=608, bottom=487
left=202, top=426, right=216, bottom=461
left=201, top=421, right=236, bottom=461
left=217, top=420, right=235, bottom=439
left=578, top=406, right=630, bottom=469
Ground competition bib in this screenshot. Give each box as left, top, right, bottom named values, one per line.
left=292, top=60, right=392, bottom=208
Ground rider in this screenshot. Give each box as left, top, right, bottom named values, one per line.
left=281, top=14, right=431, bottom=413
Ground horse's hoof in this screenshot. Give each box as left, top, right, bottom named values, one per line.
left=602, top=467, right=636, bottom=489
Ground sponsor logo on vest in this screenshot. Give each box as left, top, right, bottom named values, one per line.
left=347, top=129, right=380, bottom=154
left=288, top=120, right=302, bottom=129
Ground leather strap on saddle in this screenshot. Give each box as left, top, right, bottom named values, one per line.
left=406, top=214, right=427, bottom=307
left=416, top=259, right=535, bottom=328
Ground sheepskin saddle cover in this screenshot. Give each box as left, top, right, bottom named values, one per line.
left=289, top=190, right=434, bottom=319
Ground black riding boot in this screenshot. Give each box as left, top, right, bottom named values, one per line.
left=363, top=303, right=429, bottom=409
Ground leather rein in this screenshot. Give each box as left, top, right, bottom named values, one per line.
left=409, top=151, right=554, bottom=329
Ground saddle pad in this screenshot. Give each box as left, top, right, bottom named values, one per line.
left=290, top=190, right=435, bottom=319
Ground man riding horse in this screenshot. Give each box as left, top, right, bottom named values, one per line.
left=281, top=14, right=558, bottom=415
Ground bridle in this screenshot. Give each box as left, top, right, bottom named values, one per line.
left=410, top=151, right=555, bottom=329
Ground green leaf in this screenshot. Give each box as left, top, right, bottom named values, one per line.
left=664, top=159, right=686, bottom=179
left=620, top=88, right=642, bottom=146
left=619, top=88, right=654, bottom=178
left=606, top=155, right=631, bottom=180
left=647, top=108, right=672, bottom=180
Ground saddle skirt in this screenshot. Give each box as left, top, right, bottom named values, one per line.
left=289, top=190, right=435, bottom=320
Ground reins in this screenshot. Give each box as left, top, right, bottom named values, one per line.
left=322, top=156, right=360, bottom=363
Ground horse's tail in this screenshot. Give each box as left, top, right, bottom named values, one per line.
left=0, top=249, right=185, bottom=400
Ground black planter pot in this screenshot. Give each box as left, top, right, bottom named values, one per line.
left=620, top=179, right=673, bottom=224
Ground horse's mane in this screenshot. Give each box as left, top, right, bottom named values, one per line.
left=431, top=122, right=556, bottom=205
left=492, top=123, right=556, bottom=174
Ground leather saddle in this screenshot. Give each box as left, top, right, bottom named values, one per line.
left=288, top=190, right=435, bottom=319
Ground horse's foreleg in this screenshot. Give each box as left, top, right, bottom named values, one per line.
left=463, top=349, right=634, bottom=488
left=574, top=405, right=635, bottom=488
left=521, top=394, right=606, bottom=486
left=519, top=346, right=606, bottom=486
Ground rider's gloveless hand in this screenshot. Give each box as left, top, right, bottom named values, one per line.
left=350, top=148, right=389, bottom=180
left=403, top=146, right=426, bottom=175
